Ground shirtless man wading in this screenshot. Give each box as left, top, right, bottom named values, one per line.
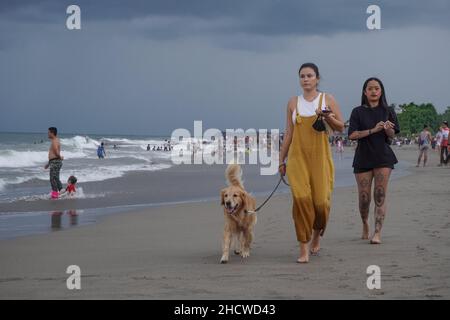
left=45, top=127, right=64, bottom=199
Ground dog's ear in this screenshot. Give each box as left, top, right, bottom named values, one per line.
left=220, top=189, right=226, bottom=205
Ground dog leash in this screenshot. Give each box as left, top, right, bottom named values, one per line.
left=246, top=175, right=290, bottom=215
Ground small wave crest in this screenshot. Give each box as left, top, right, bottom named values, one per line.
left=1, top=187, right=107, bottom=203
left=0, top=149, right=88, bottom=168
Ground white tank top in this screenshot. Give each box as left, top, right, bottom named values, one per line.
left=291, top=93, right=327, bottom=125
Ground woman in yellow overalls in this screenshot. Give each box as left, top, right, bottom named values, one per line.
left=279, top=63, right=345, bottom=263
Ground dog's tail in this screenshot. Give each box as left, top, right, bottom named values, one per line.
left=225, top=164, right=244, bottom=188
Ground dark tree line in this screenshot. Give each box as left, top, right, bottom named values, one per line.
left=394, top=103, right=450, bottom=136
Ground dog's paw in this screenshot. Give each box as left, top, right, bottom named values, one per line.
left=220, top=255, right=229, bottom=264
left=234, top=250, right=241, bottom=255
left=241, top=250, right=250, bottom=258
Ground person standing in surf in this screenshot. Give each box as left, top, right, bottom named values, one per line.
left=348, top=78, right=400, bottom=244
left=97, top=142, right=106, bottom=159
left=44, top=127, right=64, bottom=199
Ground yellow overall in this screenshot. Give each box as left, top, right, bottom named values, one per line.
left=286, top=94, right=334, bottom=243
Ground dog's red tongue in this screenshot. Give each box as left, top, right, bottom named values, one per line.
left=226, top=206, right=237, bottom=214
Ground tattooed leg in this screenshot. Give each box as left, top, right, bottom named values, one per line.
left=355, top=171, right=373, bottom=239
left=359, top=191, right=371, bottom=221
left=371, top=168, right=391, bottom=244
left=359, top=190, right=371, bottom=239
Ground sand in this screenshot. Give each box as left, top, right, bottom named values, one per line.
left=0, top=147, right=449, bottom=299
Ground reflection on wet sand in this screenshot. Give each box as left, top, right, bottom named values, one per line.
left=51, top=210, right=78, bottom=230
left=68, top=209, right=78, bottom=226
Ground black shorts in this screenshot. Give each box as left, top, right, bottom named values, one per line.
left=353, top=165, right=394, bottom=174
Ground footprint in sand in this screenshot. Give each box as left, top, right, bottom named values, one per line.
left=401, top=274, right=422, bottom=279
left=0, top=277, right=24, bottom=283
left=416, top=245, right=428, bottom=254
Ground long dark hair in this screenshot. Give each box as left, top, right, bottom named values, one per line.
left=361, top=77, right=388, bottom=109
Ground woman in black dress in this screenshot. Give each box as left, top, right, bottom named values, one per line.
left=348, top=78, right=400, bottom=244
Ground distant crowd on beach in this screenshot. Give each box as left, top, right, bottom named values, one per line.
left=92, top=139, right=174, bottom=158
left=146, top=140, right=173, bottom=152
left=414, top=121, right=449, bottom=167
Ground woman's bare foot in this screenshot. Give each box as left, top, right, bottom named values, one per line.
left=362, top=221, right=370, bottom=240
left=370, top=232, right=381, bottom=244
left=310, top=229, right=321, bottom=255
left=296, top=257, right=309, bottom=263
left=297, top=242, right=309, bottom=263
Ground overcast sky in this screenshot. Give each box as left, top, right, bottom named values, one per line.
left=1, top=0, right=450, bottom=135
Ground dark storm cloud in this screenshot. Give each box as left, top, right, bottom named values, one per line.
left=1, top=1, right=450, bottom=135
left=1, top=0, right=450, bottom=40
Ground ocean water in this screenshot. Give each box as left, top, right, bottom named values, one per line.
left=0, top=132, right=177, bottom=202
left=0, top=131, right=272, bottom=204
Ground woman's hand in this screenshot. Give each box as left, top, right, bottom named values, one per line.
left=316, top=107, right=332, bottom=117
left=373, top=121, right=385, bottom=133
left=279, top=163, right=286, bottom=176
left=384, top=120, right=395, bottom=130
left=384, top=120, right=395, bottom=138
left=322, top=112, right=335, bottom=120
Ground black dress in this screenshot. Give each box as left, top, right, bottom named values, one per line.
left=348, top=105, right=400, bottom=173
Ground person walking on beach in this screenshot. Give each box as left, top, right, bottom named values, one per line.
left=348, top=77, right=400, bottom=244
left=279, top=63, right=345, bottom=263
left=336, top=137, right=344, bottom=154
left=417, top=125, right=432, bottom=167
left=44, top=127, right=64, bottom=199
left=435, top=128, right=442, bottom=153
left=438, top=121, right=449, bottom=166
left=97, top=142, right=106, bottom=159
left=431, top=137, right=437, bottom=150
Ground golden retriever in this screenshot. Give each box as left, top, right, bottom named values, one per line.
left=219, top=164, right=257, bottom=264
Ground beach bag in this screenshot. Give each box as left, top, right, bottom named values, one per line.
left=312, top=93, right=332, bottom=134
left=312, top=93, right=326, bottom=132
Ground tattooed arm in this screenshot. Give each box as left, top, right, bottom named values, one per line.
left=349, top=121, right=385, bottom=140
left=348, top=108, right=385, bottom=140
